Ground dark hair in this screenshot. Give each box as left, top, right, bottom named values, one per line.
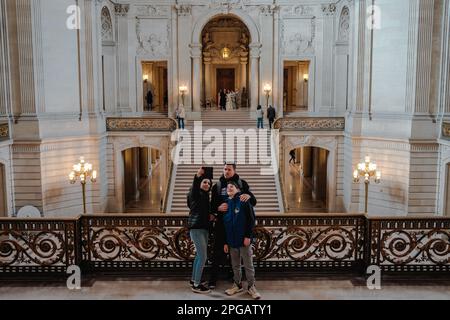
left=257, top=105, right=262, bottom=110
left=227, top=181, right=240, bottom=189
left=224, top=162, right=237, bottom=170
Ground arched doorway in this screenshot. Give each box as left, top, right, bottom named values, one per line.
left=0, top=163, right=6, bottom=217
left=200, top=16, right=251, bottom=110
left=122, top=147, right=162, bottom=213
left=285, top=147, right=329, bottom=212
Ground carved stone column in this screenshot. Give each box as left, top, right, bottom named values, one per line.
left=249, top=44, right=261, bottom=111
left=240, top=57, right=248, bottom=92
left=191, top=43, right=203, bottom=114
left=115, top=3, right=131, bottom=114
left=204, top=57, right=212, bottom=103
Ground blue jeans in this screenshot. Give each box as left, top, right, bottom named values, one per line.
left=178, top=118, right=185, bottom=130
left=257, top=118, right=263, bottom=129
left=190, top=229, right=209, bottom=286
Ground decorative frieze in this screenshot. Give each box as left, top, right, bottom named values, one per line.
left=136, top=19, right=170, bottom=57
left=274, top=117, right=345, bottom=131
left=114, top=4, right=129, bottom=16
left=281, top=5, right=315, bottom=17
left=260, top=5, right=277, bottom=16
left=209, top=0, right=247, bottom=13
left=135, top=5, right=169, bottom=18
left=321, top=3, right=337, bottom=16
left=175, top=5, right=191, bottom=16
left=106, top=118, right=177, bottom=132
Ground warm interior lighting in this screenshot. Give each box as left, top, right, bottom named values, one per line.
left=221, top=47, right=231, bottom=60
left=303, top=74, right=309, bottom=82
left=263, top=84, right=272, bottom=93
left=143, top=74, right=149, bottom=82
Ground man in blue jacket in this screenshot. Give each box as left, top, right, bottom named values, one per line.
left=223, top=181, right=261, bottom=300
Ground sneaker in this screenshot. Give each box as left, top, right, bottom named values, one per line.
left=190, top=280, right=207, bottom=288
left=192, top=284, right=211, bottom=294
left=225, top=283, right=243, bottom=296
left=247, top=285, right=261, bottom=300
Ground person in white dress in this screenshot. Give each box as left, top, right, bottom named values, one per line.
left=226, top=90, right=233, bottom=111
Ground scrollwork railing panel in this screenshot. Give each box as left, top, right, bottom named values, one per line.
left=0, top=220, right=77, bottom=273
left=81, top=215, right=365, bottom=271
left=369, top=219, right=450, bottom=272
left=106, top=117, right=177, bottom=132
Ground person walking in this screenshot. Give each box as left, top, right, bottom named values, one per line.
left=256, top=105, right=264, bottom=129
left=223, top=181, right=261, bottom=300
left=289, top=149, right=296, bottom=164
left=146, top=90, right=153, bottom=111
left=267, top=105, right=276, bottom=129
left=209, top=162, right=257, bottom=289
left=187, top=168, right=213, bottom=294
left=176, top=104, right=186, bottom=130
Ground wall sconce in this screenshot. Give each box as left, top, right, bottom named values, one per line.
left=221, top=46, right=231, bottom=60
left=353, top=155, right=381, bottom=214
left=69, top=156, right=97, bottom=214
left=143, top=74, right=149, bottom=83
left=263, top=83, right=272, bottom=107
left=303, top=74, right=309, bottom=83
left=179, top=85, right=188, bottom=106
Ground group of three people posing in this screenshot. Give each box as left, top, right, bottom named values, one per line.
left=187, top=163, right=261, bottom=299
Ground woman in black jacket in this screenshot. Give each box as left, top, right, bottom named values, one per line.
left=187, top=167, right=212, bottom=294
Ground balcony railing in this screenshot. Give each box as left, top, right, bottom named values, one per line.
left=106, top=117, right=177, bottom=132
left=274, top=117, right=345, bottom=131
left=1, top=214, right=449, bottom=278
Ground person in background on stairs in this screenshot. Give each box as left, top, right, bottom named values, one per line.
left=267, top=105, right=276, bottom=129
left=256, top=105, right=264, bottom=129
left=208, top=162, right=257, bottom=289
left=223, top=181, right=261, bottom=300
left=187, top=167, right=214, bottom=294
left=146, top=90, right=153, bottom=111
left=289, top=149, right=296, bottom=164
left=175, top=104, right=186, bottom=130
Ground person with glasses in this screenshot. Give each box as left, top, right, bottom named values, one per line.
left=208, top=162, right=257, bottom=289
left=187, top=167, right=213, bottom=294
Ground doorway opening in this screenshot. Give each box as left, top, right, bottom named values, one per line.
left=285, top=147, right=328, bottom=212
left=283, top=61, right=310, bottom=114
left=123, top=147, right=162, bottom=213
left=201, top=16, right=250, bottom=110
left=141, top=61, right=168, bottom=115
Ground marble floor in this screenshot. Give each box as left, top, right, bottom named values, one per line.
left=285, top=163, right=327, bottom=212
left=125, top=164, right=162, bottom=213
left=1, top=277, right=450, bottom=300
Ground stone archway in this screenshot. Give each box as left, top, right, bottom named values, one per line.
left=191, top=10, right=261, bottom=112
left=284, top=135, right=338, bottom=212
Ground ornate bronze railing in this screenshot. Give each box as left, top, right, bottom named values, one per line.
left=0, top=218, right=79, bottom=275
left=369, top=217, right=450, bottom=272
left=106, top=117, right=177, bottom=132
left=1, top=214, right=449, bottom=278
left=274, top=117, right=345, bottom=131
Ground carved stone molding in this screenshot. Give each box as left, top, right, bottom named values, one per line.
left=135, top=5, right=169, bottom=18
left=106, top=118, right=177, bottom=132
left=175, top=5, right=191, bottom=16
left=101, top=7, right=113, bottom=42
left=0, top=123, right=9, bottom=140
left=274, top=117, right=345, bottom=131
left=209, top=0, right=247, bottom=13
left=281, top=18, right=316, bottom=56
left=338, top=6, right=350, bottom=42
left=260, top=5, right=277, bottom=16
left=287, top=135, right=338, bottom=152
left=443, top=122, right=450, bottom=140
left=114, top=4, right=129, bottom=17
left=136, top=19, right=170, bottom=57
left=322, top=3, right=337, bottom=16
left=281, top=5, right=315, bottom=17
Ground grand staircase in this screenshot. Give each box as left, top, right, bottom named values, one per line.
left=167, top=110, right=282, bottom=213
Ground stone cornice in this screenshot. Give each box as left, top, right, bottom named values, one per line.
left=114, top=4, right=130, bottom=16
left=106, top=118, right=177, bottom=132
left=274, top=117, right=345, bottom=131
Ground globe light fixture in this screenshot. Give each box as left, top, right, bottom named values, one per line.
left=69, top=157, right=97, bottom=214
left=353, top=155, right=381, bottom=214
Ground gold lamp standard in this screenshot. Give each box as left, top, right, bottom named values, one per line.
left=353, top=155, right=381, bottom=214
left=263, top=83, right=272, bottom=107
left=179, top=85, right=188, bottom=106
left=69, top=157, right=97, bottom=214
